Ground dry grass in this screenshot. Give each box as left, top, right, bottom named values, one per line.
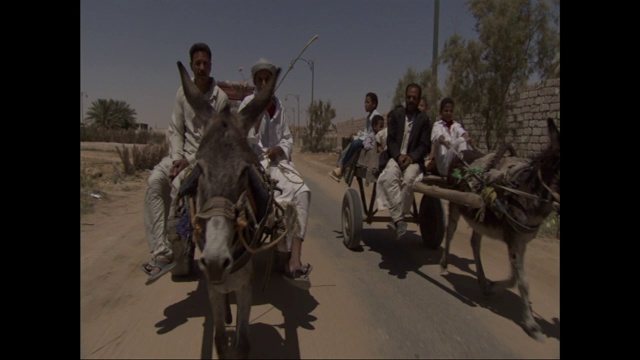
left=80, top=166, right=109, bottom=215
left=80, top=129, right=167, bottom=215
left=116, top=143, right=168, bottom=175
left=80, top=126, right=166, bottom=144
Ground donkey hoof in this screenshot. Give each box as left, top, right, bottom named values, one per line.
left=439, top=260, right=449, bottom=274
left=525, top=322, right=544, bottom=342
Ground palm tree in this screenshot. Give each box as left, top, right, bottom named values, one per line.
left=85, top=99, right=137, bottom=129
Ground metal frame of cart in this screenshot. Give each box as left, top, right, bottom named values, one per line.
left=338, top=147, right=446, bottom=250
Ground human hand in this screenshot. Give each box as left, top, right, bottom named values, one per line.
left=265, top=146, right=284, bottom=162
left=398, top=155, right=412, bottom=170
left=171, top=159, right=189, bottom=180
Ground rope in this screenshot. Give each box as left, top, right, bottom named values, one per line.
left=192, top=183, right=290, bottom=256
left=452, top=145, right=558, bottom=231
left=260, top=153, right=305, bottom=185
left=196, top=196, right=238, bottom=220
left=538, top=168, right=560, bottom=204
left=277, top=162, right=305, bottom=184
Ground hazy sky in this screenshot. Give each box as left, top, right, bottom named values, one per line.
left=80, top=0, right=480, bottom=129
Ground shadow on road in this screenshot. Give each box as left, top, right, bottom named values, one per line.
left=440, top=254, right=560, bottom=341
left=358, top=228, right=560, bottom=342
left=154, top=253, right=319, bottom=359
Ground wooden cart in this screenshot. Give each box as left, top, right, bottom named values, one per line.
left=339, top=148, right=447, bottom=250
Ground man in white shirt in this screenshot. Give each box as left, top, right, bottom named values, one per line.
left=238, top=58, right=313, bottom=290
left=141, top=43, right=229, bottom=285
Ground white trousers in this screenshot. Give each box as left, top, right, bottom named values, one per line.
left=376, top=159, right=421, bottom=223
left=436, top=138, right=469, bottom=176
left=262, top=159, right=311, bottom=252
left=143, top=156, right=184, bottom=260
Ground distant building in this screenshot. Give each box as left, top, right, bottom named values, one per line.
left=217, top=81, right=255, bottom=114
left=134, top=123, right=149, bottom=131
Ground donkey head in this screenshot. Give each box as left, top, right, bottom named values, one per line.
left=537, top=118, right=560, bottom=208
left=176, top=61, right=281, bottom=283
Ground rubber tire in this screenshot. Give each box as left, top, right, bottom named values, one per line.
left=418, top=195, right=445, bottom=249
left=342, top=188, right=363, bottom=249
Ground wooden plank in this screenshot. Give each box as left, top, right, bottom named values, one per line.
left=413, top=182, right=484, bottom=209
left=421, top=175, right=448, bottom=187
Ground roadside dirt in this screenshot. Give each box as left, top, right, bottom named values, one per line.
left=80, top=142, right=559, bottom=359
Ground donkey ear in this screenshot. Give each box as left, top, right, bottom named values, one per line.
left=238, top=67, right=282, bottom=134
left=177, top=61, right=214, bottom=129
left=546, top=118, right=560, bottom=151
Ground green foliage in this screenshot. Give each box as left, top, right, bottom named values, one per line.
left=438, top=0, right=559, bottom=150
left=451, top=165, right=485, bottom=184
left=305, top=99, right=336, bottom=152
left=85, top=98, right=138, bottom=129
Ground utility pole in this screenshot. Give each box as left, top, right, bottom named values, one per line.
left=81, top=91, right=88, bottom=124
left=299, top=58, right=314, bottom=106
left=285, top=94, right=300, bottom=144
left=432, top=0, right=440, bottom=85
left=298, top=58, right=314, bottom=127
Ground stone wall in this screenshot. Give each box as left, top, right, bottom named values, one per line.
left=334, top=78, right=560, bottom=157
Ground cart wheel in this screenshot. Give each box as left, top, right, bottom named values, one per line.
left=418, top=195, right=445, bottom=249
left=342, top=188, right=363, bottom=249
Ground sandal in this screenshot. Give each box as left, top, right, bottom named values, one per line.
left=140, top=262, right=154, bottom=276
left=283, top=263, right=313, bottom=290
left=329, top=170, right=342, bottom=182
left=144, top=257, right=177, bottom=285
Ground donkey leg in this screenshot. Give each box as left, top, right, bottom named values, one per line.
left=472, top=231, right=522, bottom=297
left=469, top=231, right=494, bottom=296
left=233, top=263, right=253, bottom=358
left=440, top=203, right=460, bottom=274
left=234, top=281, right=252, bottom=358
left=507, top=239, right=543, bottom=340
left=208, top=289, right=230, bottom=358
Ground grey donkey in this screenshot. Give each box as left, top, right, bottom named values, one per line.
left=439, top=118, right=560, bottom=341
left=176, top=60, right=286, bottom=358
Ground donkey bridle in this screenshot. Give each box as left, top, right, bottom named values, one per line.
left=189, top=168, right=290, bottom=274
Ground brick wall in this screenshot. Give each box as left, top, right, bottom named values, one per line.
left=460, top=78, right=560, bottom=158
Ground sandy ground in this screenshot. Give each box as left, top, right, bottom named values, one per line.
left=80, top=142, right=559, bottom=359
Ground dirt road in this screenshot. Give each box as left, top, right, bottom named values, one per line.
left=80, top=142, right=559, bottom=359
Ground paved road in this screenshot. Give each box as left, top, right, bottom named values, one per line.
left=80, top=148, right=560, bottom=359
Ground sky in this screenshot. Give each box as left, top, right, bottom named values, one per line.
left=80, top=0, right=481, bottom=130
